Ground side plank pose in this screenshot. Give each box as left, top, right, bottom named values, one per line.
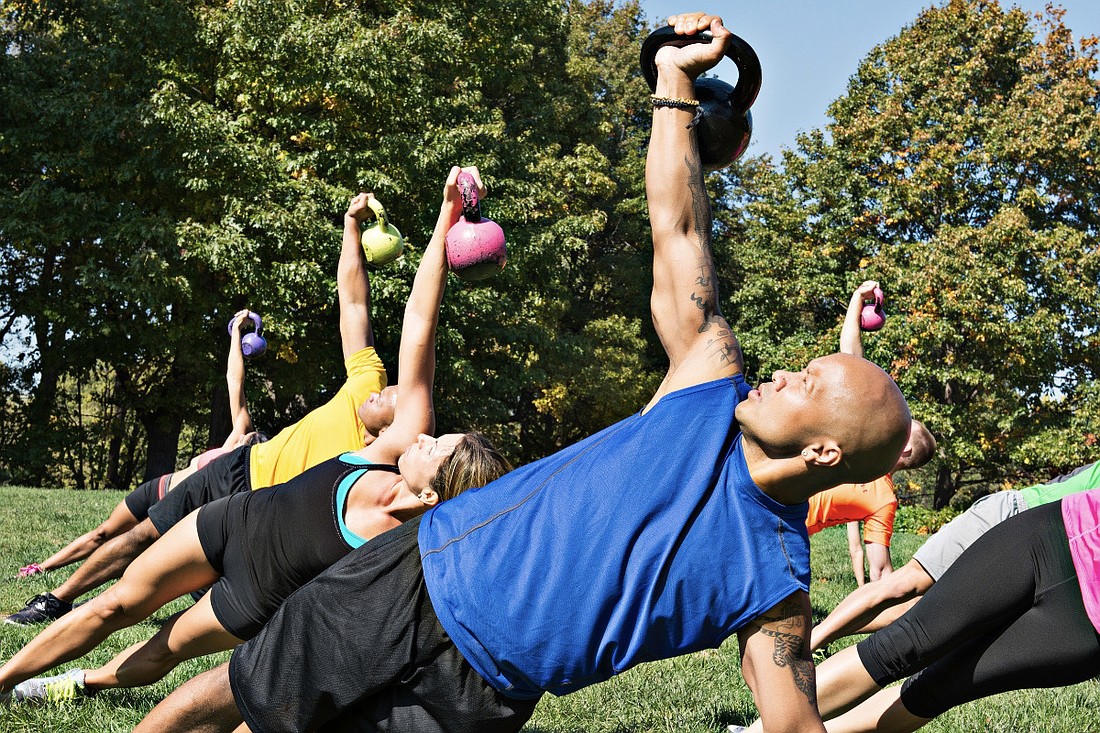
left=6, top=191, right=398, bottom=626
left=135, top=13, right=911, bottom=733
left=806, top=282, right=936, bottom=585
left=809, top=458, right=1100, bottom=652
left=11, top=310, right=267, bottom=588
left=805, top=488, right=1100, bottom=733
left=0, top=167, right=511, bottom=703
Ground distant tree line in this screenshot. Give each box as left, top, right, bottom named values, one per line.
left=2, top=0, right=1098, bottom=508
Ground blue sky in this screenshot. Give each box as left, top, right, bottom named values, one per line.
left=639, top=1, right=1100, bottom=160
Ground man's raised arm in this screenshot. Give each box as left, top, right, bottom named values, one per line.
left=646, top=14, right=742, bottom=407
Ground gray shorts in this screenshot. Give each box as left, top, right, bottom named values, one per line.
left=911, top=490, right=1027, bottom=581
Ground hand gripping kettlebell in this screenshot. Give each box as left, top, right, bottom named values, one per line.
left=639, top=25, right=762, bottom=171
left=228, top=312, right=268, bottom=358
left=445, top=171, right=507, bottom=281
left=860, top=287, right=887, bottom=332
left=359, top=196, right=405, bottom=266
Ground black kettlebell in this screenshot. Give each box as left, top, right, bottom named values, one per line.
left=640, top=25, right=761, bottom=170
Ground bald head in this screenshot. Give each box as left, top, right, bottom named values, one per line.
left=736, top=353, right=911, bottom=486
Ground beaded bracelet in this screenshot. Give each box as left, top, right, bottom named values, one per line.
left=650, top=95, right=699, bottom=110
left=650, top=96, right=704, bottom=129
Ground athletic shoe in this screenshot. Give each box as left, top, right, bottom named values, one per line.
left=17, top=563, right=45, bottom=578
left=727, top=726, right=747, bottom=733
left=4, top=593, right=73, bottom=625
left=9, top=669, right=86, bottom=703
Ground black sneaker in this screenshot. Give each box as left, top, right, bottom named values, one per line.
left=4, top=593, right=73, bottom=625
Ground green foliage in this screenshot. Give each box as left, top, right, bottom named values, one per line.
left=893, top=502, right=961, bottom=535
left=0, top=0, right=662, bottom=480
left=722, top=0, right=1100, bottom=506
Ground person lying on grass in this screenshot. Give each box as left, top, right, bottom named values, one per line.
left=0, top=167, right=511, bottom=704
left=11, top=310, right=267, bottom=588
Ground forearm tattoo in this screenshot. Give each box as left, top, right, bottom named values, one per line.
left=685, top=153, right=722, bottom=333
left=757, top=600, right=818, bottom=706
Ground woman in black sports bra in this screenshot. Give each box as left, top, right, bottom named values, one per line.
left=0, top=167, right=513, bottom=703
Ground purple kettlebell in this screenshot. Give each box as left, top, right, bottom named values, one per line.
left=860, top=287, right=886, bottom=332
left=228, top=312, right=268, bottom=358
left=445, top=171, right=507, bottom=281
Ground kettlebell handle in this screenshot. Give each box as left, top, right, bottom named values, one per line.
left=227, top=312, right=263, bottom=336
left=456, top=171, right=482, bottom=223
left=366, top=196, right=390, bottom=230
left=639, top=26, right=761, bottom=113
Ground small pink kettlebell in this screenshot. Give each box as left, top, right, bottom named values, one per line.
left=860, top=287, right=886, bottom=331
left=445, top=172, right=507, bottom=281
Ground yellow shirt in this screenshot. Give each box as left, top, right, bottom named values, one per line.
left=248, top=347, right=386, bottom=489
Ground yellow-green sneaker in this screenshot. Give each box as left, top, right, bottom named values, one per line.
left=10, top=669, right=86, bottom=703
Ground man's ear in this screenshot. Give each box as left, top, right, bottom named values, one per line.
left=801, top=443, right=843, bottom=468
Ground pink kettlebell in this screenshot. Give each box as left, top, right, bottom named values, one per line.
left=860, top=287, right=886, bottom=331
left=445, top=172, right=507, bottom=281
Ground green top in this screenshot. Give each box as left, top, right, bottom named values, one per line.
left=1019, top=460, right=1100, bottom=508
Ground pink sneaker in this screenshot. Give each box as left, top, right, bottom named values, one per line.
left=17, top=563, right=44, bottom=578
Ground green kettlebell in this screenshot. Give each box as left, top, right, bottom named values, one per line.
left=360, top=196, right=404, bottom=266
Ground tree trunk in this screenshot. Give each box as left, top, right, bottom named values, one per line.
left=207, top=383, right=232, bottom=450
left=141, top=411, right=182, bottom=481
left=933, top=464, right=957, bottom=509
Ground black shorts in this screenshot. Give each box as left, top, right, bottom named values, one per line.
left=228, top=518, right=540, bottom=733
left=124, top=474, right=172, bottom=521
left=147, top=445, right=252, bottom=536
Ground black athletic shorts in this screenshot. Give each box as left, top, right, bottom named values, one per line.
left=147, top=445, right=252, bottom=536
left=228, top=517, right=540, bottom=733
left=124, top=474, right=172, bottom=522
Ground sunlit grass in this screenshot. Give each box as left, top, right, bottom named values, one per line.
left=0, top=485, right=1095, bottom=732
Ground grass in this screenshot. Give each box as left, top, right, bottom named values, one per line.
left=0, top=485, right=1097, bottom=732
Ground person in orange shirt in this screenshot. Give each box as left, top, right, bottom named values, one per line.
left=7, top=192, right=396, bottom=626
left=807, top=282, right=936, bottom=585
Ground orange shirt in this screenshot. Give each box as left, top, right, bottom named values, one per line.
left=806, top=474, right=897, bottom=546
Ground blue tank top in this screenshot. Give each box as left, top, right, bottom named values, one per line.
left=419, top=375, right=811, bottom=699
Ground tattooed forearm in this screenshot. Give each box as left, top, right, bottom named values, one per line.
left=756, top=599, right=818, bottom=706
left=685, top=152, right=712, bottom=249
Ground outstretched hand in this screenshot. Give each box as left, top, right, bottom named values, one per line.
left=655, top=13, right=732, bottom=79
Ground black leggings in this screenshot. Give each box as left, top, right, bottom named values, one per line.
left=857, top=500, right=1100, bottom=719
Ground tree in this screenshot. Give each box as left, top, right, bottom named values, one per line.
left=721, top=0, right=1100, bottom=507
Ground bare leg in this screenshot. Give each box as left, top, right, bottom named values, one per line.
left=814, top=644, right=884, bottom=718
left=810, top=560, right=933, bottom=652
left=37, top=501, right=140, bottom=573
left=825, top=685, right=932, bottom=733
left=84, top=593, right=243, bottom=691
left=865, top=543, right=894, bottom=582
left=49, top=518, right=161, bottom=604
left=847, top=522, right=866, bottom=587
left=0, top=511, right=217, bottom=692
left=134, top=662, right=244, bottom=733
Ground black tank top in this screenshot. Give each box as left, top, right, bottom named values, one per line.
left=214, top=453, right=399, bottom=629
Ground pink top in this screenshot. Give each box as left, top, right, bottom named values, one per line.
left=195, top=446, right=232, bottom=470
left=1063, top=488, right=1100, bottom=634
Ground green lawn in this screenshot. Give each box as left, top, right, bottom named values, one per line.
left=0, top=485, right=1097, bottom=732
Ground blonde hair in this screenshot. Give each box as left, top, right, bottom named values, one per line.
left=429, top=431, right=512, bottom=502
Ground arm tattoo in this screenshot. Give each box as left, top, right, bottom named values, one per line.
left=757, top=600, right=818, bottom=706
left=684, top=154, right=721, bottom=333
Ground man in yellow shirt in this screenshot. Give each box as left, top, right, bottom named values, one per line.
left=7, top=194, right=397, bottom=625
